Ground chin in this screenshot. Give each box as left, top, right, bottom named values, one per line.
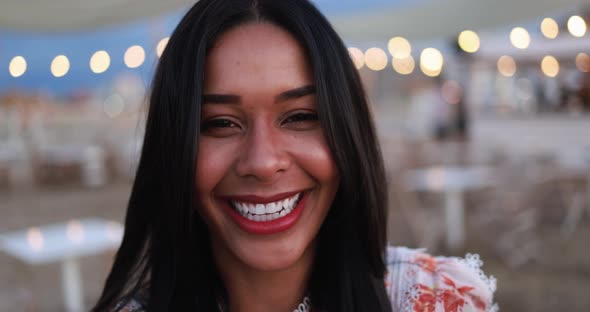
left=231, top=234, right=315, bottom=272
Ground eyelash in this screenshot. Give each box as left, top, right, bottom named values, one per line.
left=200, top=112, right=319, bottom=135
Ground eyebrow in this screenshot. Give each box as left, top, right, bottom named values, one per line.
left=202, top=85, right=316, bottom=104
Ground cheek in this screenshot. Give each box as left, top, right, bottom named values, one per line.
left=195, top=138, right=235, bottom=197
left=288, top=132, right=339, bottom=188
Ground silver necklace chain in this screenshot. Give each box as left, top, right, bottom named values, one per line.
left=218, top=295, right=311, bottom=312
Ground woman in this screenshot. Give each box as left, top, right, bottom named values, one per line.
left=93, top=0, right=496, bottom=311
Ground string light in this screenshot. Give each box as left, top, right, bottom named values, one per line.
left=157, top=37, right=169, bottom=58
left=124, top=45, right=145, bottom=68
left=420, top=48, right=443, bottom=77
left=510, top=27, right=530, bottom=49
left=458, top=30, right=480, bottom=53
left=51, top=55, right=70, bottom=77
left=364, top=47, right=388, bottom=71
left=347, top=47, right=365, bottom=69
left=90, top=50, right=110, bottom=74
left=541, top=55, right=559, bottom=77
left=540, top=18, right=559, bottom=39
left=497, top=55, right=516, bottom=77
left=387, top=36, right=411, bottom=59
left=9, top=56, right=27, bottom=77
left=392, top=55, right=415, bottom=75
left=568, top=15, right=587, bottom=37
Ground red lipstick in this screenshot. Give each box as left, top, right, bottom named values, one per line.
left=220, top=191, right=308, bottom=235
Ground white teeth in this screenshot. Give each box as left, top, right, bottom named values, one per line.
left=265, top=202, right=276, bottom=214
left=231, top=192, right=303, bottom=222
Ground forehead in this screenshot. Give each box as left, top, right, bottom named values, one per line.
left=204, top=22, right=313, bottom=93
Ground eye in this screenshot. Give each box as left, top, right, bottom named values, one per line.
left=281, top=111, right=320, bottom=130
left=201, top=118, right=242, bottom=137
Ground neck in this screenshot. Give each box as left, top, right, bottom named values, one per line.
left=212, top=240, right=315, bottom=312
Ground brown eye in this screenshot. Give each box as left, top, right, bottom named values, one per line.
left=282, top=111, right=320, bottom=130
left=284, top=112, right=318, bottom=123
left=201, top=118, right=242, bottom=137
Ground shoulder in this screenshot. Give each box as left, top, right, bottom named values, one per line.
left=384, top=246, right=498, bottom=312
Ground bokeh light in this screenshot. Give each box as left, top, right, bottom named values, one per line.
left=392, top=55, right=415, bottom=75
left=576, top=52, right=590, bottom=72
left=510, top=27, right=531, bottom=49
left=541, top=18, right=559, bottom=39
left=387, top=36, right=412, bottom=59
left=567, top=15, right=587, bottom=37
left=51, top=55, right=70, bottom=77
left=348, top=47, right=365, bottom=69
left=9, top=56, right=27, bottom=77
left=27, top=227, right=44, bottom=251
left=103, top=94, right=126, bottom=118
left=90, top=50, right=110, bottom=74
left=66, top=220, right=85, bottom=243
left=541, top=55, right=559, bottom=77
left=157, top=37, right=169, bottom=58
left=497, top=55, right=517, bottom=77
left=124, top=45, right=146, bottom=68
left=364, top=47, right=388, bottom=71
left=458, top=30, right=480, bottom=53
left=420, top=48, right=443, bottom=77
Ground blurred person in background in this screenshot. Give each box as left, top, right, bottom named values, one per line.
left=92, top=0, right=496, bottom=311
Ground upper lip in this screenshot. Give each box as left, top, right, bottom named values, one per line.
left=219, top=189, right=307, bottom=204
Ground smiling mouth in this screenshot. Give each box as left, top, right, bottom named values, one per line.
left=228, top=192, right=303, bottom=222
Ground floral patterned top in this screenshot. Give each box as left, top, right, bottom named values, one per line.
left=115, top=246, right=497, bottom=312
left=385, top=246, right=497, bottom=312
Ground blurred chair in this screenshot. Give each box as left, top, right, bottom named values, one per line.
left=28, top=111, right=108, bottom=187
left=387, top=168, right=446, bottom=252
left=472, top=155, right=550, bottom=268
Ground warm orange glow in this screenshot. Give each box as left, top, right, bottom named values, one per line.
left=541, top=18, right=559, bottom=39
left=458, top=30, right=480, bottom=53
left=576, top=53, right=590, bottom=72
left=420, top=48, right=443, bottom=77
left=541, top=55, right=559, bottom=77
left=497, top=55, right=516, bottom=77
left=364, top=47, right=388, bottom=71
left=392, top=55, right=415, bottom=75
left=348, top=47, right=365, bottom=69
left=387, top=37, right=412, bottom=59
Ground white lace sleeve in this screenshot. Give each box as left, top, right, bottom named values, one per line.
left=385, top=246, right=498, bottom=312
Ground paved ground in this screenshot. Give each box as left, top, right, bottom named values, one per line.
left=1, top=182, right=589, bottom=311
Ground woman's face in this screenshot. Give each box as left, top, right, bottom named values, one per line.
left=196, top=23, right=339, bottom=271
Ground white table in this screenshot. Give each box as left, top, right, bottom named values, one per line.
left=0, top=218, right=123, bottom=312
left=404, top=166, right=496, bottom=251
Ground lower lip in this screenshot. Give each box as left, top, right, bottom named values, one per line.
left=222, top=192, right=308, bottom=235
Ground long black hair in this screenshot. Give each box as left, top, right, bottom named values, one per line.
left=92, top=0, right=390, bottom=311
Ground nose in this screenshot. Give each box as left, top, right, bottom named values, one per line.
left=235, top=121, right=290, bottom=182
